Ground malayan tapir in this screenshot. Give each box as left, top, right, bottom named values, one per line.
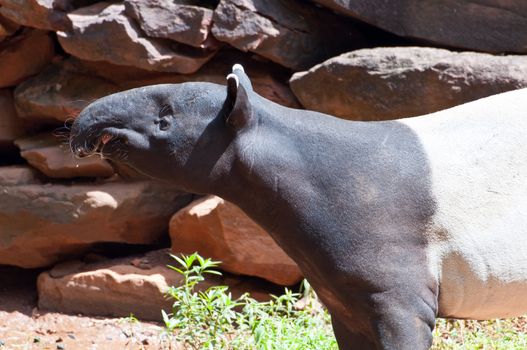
left=69, top=64, right=527, bottom=349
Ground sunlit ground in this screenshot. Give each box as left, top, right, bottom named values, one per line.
left=432, top=316, right=527, bottom=349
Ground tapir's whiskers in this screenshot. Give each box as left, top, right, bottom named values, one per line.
left=53, top=128, right=71, bottom=143
left=117, top=159, right=171, bottom=184
left=112, top=140, right=128, bottom=162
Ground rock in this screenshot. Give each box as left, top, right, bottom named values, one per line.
left=0, top=0, right=71, bottom=31
left=15, top=133, right=114, bottom=179
left=0, top=165, right=40, bottom=185
left=0, top=90, right=25, bottom=151
left=311, top=0, right=527, bottom=54
left=290, top=47, right=527, bottom=121
left=0, top=181, right=193, bottom=268
left=0, top=29, right=54, bottom=88
left=169, top=196, right=302, bottom=285
left=57, top=2, right=217, bottom=73
left=65, top=50, right=300, bottom=108
left=124, top=0, right=218, bottom=49
left=158, top=50, right=300, bottom=108
left=14, top=63, right=120, bottom=122
left=0, top=15, right=19, bottom=40
left=211, top=0, right=365, bottom=70
left=38, top=249, right=276, bottom=320
left=48, top=259, right=84, bottom=278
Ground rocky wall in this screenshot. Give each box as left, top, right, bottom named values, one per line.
left=1, top=0, right=526, bottom=319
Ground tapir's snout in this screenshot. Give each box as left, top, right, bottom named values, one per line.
left=69, top=110, right=146, bottom=162
left=69, top=122, right=87, bottom=158
left=69, top=131, right=103, bottom=159
left=73, top=145, right=89, bottom=158
left=69, top=115, right=106, bottom=158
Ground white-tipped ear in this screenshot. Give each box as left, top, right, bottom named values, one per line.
left=224, top=71, right=252, bottom=130
left=232, top=64, right=244, bottom=73
left=229, top=64, right=253, bottom=92
left=226, top=73, right=239, bottom=87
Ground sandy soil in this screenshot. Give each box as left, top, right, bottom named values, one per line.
left=0, top=266, right=172, bottom=350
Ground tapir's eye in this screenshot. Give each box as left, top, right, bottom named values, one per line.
left=158, top=117, right=170, bottom=130
left=157, top=104, right=172, bottom=131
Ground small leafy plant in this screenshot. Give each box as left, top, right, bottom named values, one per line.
left=162, top=253, right=240, bottom=349
left=162, top=252, right=338, bottom=350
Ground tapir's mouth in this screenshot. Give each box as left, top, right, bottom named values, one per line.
left=71, top=131, right=116, bottom=158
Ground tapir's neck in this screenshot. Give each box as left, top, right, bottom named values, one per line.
left=191, top=95, right=433, bottom=283
left=214, top=103, right=313, bottom=218
left=208, top=97, right=387, bottom=263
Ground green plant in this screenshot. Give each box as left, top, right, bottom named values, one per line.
left=162, top=253, right=337, bottom=350
left=230, top=279, right=337, bottom=350
left=163, top=253, right=243, bottom=349
left=432, top=317, right=527, bottom=350
left=118, top=313, right=146, bottom=349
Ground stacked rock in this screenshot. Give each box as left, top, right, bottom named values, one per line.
left=0, top=0, right=526, bottom=320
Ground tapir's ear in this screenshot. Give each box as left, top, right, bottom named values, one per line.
left=225, top=69, right=253, bottom=129
left=231, top=64, right=253, bottom=92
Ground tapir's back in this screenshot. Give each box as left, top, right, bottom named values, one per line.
left=400, top=88, right=527, bottom=319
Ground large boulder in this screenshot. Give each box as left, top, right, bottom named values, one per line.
left=65, top=50, right=300, bottom=108
left=0, top=90, right=25, bottom=152
left=57, top=2, right=217, bottom=73
left=0, top=14, right=19, bottom=41
left=311, top=0, right=527, bottom=54
left=211, top=0, right=365, bottom=70
left=290, top=47, right=527, bottom=121
left=124, top=0, right=218, bottom=49
left=0, top=165, right=40, bottom=185
left=15, top=133, right=114, bottom=178
left=0, top=0, right=71, bottom=31
left=169, top=196, right=302, bottom=286
left=0, top=29, right=54, bottom=88
left=38, top=249, right=276, bottom=320
left=0, top=178, right=193, bottom=268
left=14, top=63, right=120, bottom=122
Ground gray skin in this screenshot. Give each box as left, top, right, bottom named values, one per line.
left=70, top=66, right=438, bottom=349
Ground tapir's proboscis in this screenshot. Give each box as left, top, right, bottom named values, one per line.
left=69, top=64, right=527, bottom=349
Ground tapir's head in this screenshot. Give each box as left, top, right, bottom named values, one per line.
left=70, top=64, right=255, bottom=191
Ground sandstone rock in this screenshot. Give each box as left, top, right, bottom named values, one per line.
left=0, top=0, right=71, bottom=31
left=159, top=50, right=300, bottom=108
left=66, top=50, right=300, bottom=108
left=124, top=0, right=218, bottom=49
left=15, top=133, right=114, bottom=178
left=0, top=90, right=25, bottom=151
left=14, top=64, right=119, bottom=122
left=0, top=29, right=54, bottom=88
left=211, top=0, right=365, bottom=70
left=38, top=249, right=276, bottom=320
left=0, top=165, right=40, bottom=185
left=0, top=182, right=193, bottom=268
left=290, top=47, right=527, bottom=121
left=57, top=2, right=217, bottom=73
left=38, top=251, right=185, bottom=320
left=170, top=196, right=302, bottom=285
left=311, top=0, right=527, bottom=54
left=0, top=15, right=19, bottom=40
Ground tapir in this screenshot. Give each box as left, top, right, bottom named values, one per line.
left=69, top=64, right=527, bottom=349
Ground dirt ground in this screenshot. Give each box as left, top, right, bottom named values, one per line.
left=0, top=266, right=172, bottom=350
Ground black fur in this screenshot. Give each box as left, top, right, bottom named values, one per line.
left=70, top=67, right=438, bottom=349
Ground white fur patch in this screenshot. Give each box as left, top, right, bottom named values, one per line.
left=232, top=63, right=245, bottom=73
left=401, top=88, right=527, bottom=319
